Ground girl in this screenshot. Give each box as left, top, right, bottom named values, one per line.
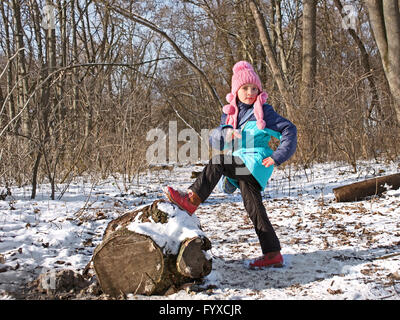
left=164, top=61, right=297, bottom=268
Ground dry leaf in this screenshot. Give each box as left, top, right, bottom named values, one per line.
left=327, top=288, right=343, bottom=295
left=389, top=271, right=400, bottom=280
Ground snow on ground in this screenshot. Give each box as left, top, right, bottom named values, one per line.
left=0, top=159, right=399, bottom=300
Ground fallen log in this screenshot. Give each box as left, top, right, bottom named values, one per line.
left=92, top=199, right=212, bottom=297
left=333, top=173, right=400, bottom=202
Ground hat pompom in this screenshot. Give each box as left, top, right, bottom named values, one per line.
left=256, top=119, right=266, bottom=130
left=223, top=104, right=236, bottom=115
left=232, top=61, right=253, bottom=74
left=259, top=91, right=268, bottom=104
left=226, top=93, right=235, bottom=103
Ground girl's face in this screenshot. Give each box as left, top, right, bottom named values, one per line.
left=237, top=84, right=259, bottom=104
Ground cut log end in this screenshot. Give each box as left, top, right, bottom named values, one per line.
left=176, top=237, right=212, bottom=278
left=93, top=231, right=164, bottom=297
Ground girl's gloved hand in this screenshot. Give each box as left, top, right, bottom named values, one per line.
left=262, top=157, right=275, bottom=167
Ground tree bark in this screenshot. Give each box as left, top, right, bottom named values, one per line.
left=92, top=200, right=212, bottom=297
left=274, top=0, right=289, bottom=77
left=57, top=0, right=67, bottom=131
left=12, top=0, right=30, bottom=135
left=0, top=2, right=15, bottom=125
left=71, top=0, right=79, bottom=113
left=31, top=151, right=42, bottom=199
left=366, top=0, right=400, bottom=125
left=300, top=0, right=317, bottom=108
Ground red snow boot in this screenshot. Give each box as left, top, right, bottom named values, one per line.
left=249, top=252, right=284, bottom=269
left=164, top=186, right=202, bottom=215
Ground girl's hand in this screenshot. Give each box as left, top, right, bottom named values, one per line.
left=225, top=128, right=242, bottom=142
left=262, top=157, right=275, bottom=167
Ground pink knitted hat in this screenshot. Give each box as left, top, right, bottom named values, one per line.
left=223, top=61, right=268, bottom=129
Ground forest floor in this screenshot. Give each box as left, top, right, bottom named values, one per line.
left=1, top=159, right=400, bottom=300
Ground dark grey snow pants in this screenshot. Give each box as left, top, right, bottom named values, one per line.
left=189, top=154, right=281, bottom=254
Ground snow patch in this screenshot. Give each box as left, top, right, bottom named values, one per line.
left=127, top=201, right=204, bottom=255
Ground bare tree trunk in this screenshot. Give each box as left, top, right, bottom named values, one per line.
left=269, top=0, right=277, bottom=49
left=42, top=0, right=57, bottom=200
left=71, top=0, right=79, bottom=113
left=12, top=0, right=30, bottom=135
left=249, top=0, right=296, bottom=119
left=31, top=152, right=42, bottom=199
left=274, top=0, right=288, bottom=77
left=300, top=0, right=317, bottom=108
left=0, top=2, right=16, bottom=126
left=219, top=28, right=235, bottom=81
left=30, top=0, right=46, bottom=200
left=57, top=0, right=67, bottom=131
left=366, top=0, right=400, bottom=125
left=75, top=0, right=93, bottom=136
left=0, top=86, right=3, bottom=110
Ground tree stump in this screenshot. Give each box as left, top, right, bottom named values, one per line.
left=333, top=173, right=400, bottom=202
left=92, top=200, right=212, bottom=297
